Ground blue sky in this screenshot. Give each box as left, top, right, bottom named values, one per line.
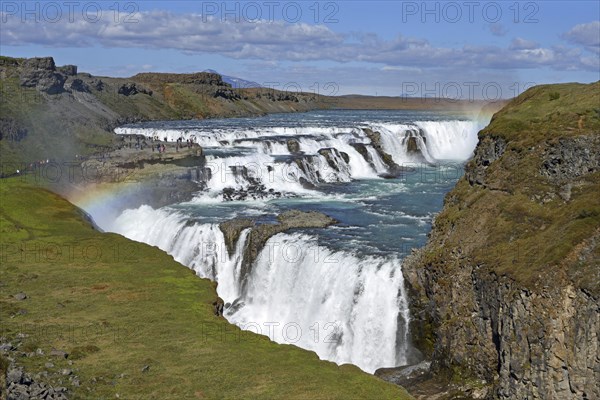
left=1, top=1, right=599, bottom=98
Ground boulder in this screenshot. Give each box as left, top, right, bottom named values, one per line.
left=287, top=139, right=301, bottom=154
left=69, top=78, right=90, bottom=93
left=49, top=349, right=68, bottom=358
left=118, top=82, right=152, bottom=96
left=13, top=292, right=27, bottom=301
left=7, top=367, right=24, bottom=384
left=57, top=65, right=77, bottom=76
left=118, top=83, right=139, bottom=96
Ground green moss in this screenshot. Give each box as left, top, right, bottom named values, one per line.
left=428, top=82, right=600, bottom=295
left=480, top=81, right=600, bottom=144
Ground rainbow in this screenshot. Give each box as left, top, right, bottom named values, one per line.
left=64, top=181, right=146, bottom=230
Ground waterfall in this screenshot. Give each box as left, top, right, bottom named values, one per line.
left=115, top=120, right=481, bottom=199
left=109, top=207, right=410, bottom=373
left=414, top=120, right=481, bottom=160
left=365, top=120, right=482, bottom=164
left=229, top=233, right=410, bottom=373
left=106, top=116, right=486, bottom=374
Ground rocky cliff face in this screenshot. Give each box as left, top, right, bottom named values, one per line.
left=402, top=82, right=600, bottom=399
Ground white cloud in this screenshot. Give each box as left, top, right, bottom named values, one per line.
left=381, top=66, right=423, bottom=74
left=563, top=21, right=600, bottom=54
left=510, top=38, right=540, bottom=50
left=0, top=11, right=597, bottom=72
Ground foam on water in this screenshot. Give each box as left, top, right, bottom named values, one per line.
left=107, top=112, right=488, bottom=374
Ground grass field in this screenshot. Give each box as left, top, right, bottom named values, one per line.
left=0, top=178, right=412, bottom=399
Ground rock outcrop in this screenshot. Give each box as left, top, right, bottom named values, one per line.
left=69, top=78, right=90, bottom=93
left=219, top=210, right=338, bottom=295
left=401, top=82, right=600, bottom=399
left=132, top=72, right=229, bottom=87
left=19, top=57, right=66, bottom=94
left=118, top=82, right=153, bottom=96
left=219, top=218, right=254, bottom=256
left=362, top=128, right=410, bottom=177
left=57, top=65, right=77, bottom=76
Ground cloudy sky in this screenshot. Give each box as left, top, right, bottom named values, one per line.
left=1, top=1, right=599, bottom=98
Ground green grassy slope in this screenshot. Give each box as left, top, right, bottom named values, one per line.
left=425, top=81, right=600, bottom=293
left=0, top=178, right=412, bottom=399
left=0, top=56, right=327, bottom=169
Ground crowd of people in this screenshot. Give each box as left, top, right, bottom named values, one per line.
left=8, top=135, right=201, bottom=177
left=120, top=134, right=199, bottom=154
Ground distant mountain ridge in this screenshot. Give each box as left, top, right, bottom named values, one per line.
left=203, top=69, right=261, bottom=89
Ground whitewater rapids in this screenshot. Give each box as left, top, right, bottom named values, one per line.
left=103, top=112, right=487, bottom=373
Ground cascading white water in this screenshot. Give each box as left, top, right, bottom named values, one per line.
left=229, top=233, right=410, bottom=373
left=365, top=120, right=482, bottom=164
left=107, top=116, right=486, bottom=374
left=115, top=121, right=482, bottom=194
left=414, top=121, right=481, bottom=160
left=110, top=205, right=245, bottom=301
left=109, top=206, right=410, bottom=373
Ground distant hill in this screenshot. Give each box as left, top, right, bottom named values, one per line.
left=203, top=69, right=261, bottom=89
left=0, top=56, right=324, bottom=168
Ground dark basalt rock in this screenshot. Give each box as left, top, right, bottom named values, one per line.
left=540, top=134, right=600, bottom=183
left=255, top=91, right=300, bottom=102
left=132, top=72, right=229, bottom=87
left=57, top=65, right=77, bottom=76
left=20, top=70, right=66, bottom=94
left=69, top=79, right=90, bottom=93
left=219, top=218, right=254, bottom=255
left=340, top=151, right=350, bottom=164
left=219, top=210, right=338, bottom=297
left=466, top=135, right=507, bottom=186
left=23, top=57, right=56, bottom=71
left=350, top=143, right=374, bottom=165
left=375, top=361, right=432, bottom=387
left=406, top=136, right=419, bottom=153
left=362, top=128, right=403, bottom=172
left=318, top=148, right=341, bottom=171
left=90, top=79, right=105, bottom=91
left=118, top=82, right=153, bottom=96
left=213, top=88, right=241, bottom=100
left=287, top=139, right=301, bottom=154
left=298, top=176, right=317, bottom=189
left=212, top=297, right=225, bottom=316
left=19, top=56, right=67, bottom=94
